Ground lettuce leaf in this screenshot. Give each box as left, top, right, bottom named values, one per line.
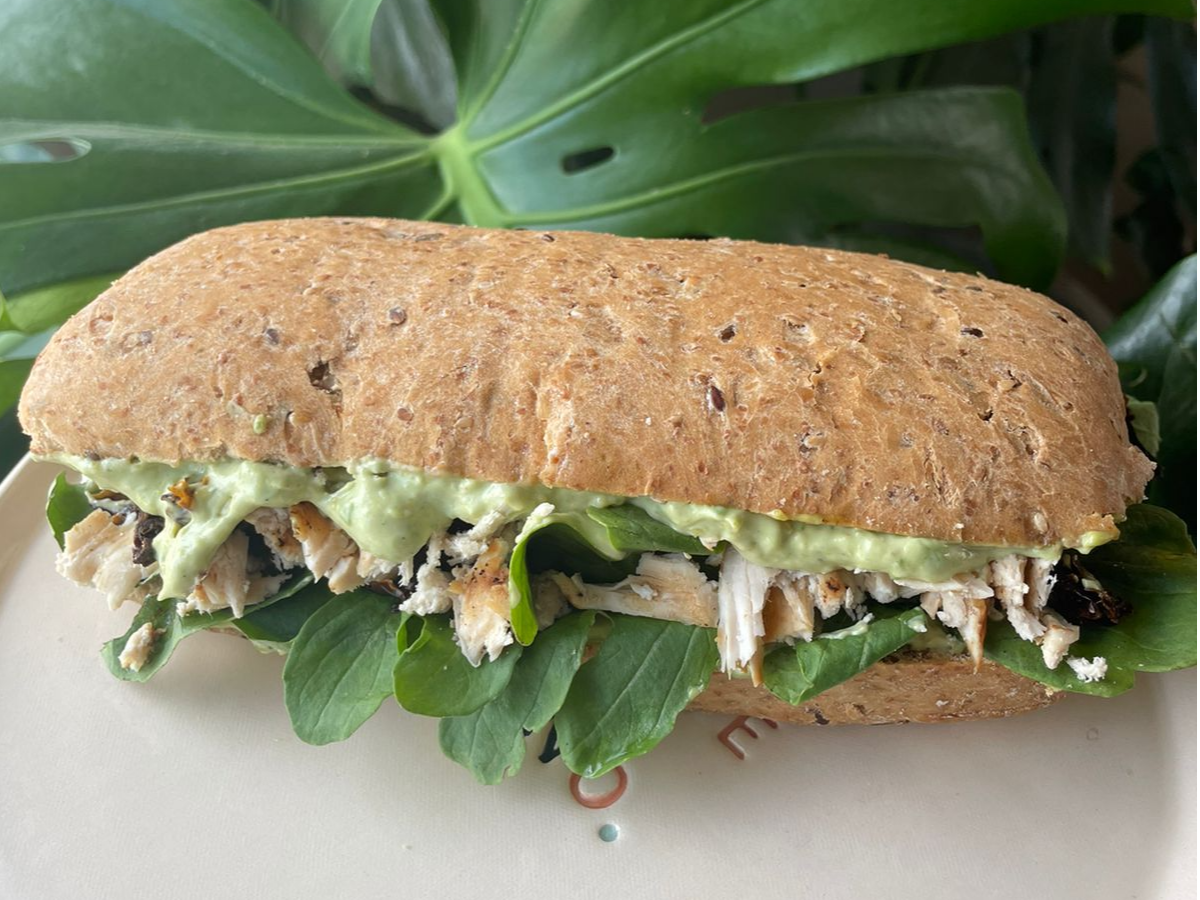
left=762, top=606, right=929, bottom=705
left=985, top=504, right=1197, bottom=696
left=284, top=589, right=406, bottom=745
left=392, top=614, right=522, bottom=716
left=556, top=615, right=718, bottom=778
left=440, top=611, right=595, bottom=784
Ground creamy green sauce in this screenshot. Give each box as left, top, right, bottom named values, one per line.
left=47, top=454, right=1091, bottom=599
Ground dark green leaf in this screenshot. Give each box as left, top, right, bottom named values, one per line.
left=555, top=615, right=718, bottom=778
left=1105, top=256, right=1196, bottom=526
left=283, top=590, right=405, bottom=744
left=100, top=575, right=312, bottom=682
left=370, top=0, right=458, bottom=128
left=0, top=409, right=27, bottom=481
left=520, top=523, right=637, bottom=584
left=15, top=0, right=1186, bottom=298
left=762, top=606, right=927, bottom=705
left=0, top=0, right=442, bottom=297
left=507, top=514, right=632, bottom=645
left=1116, top=150, right=1188, bottom=280
left=440, top=610, right=594, bottom=783
left=100, top=597, right=180, bottom=683
left=269, top=0, right=384, bottom=87
left=1146, top=18, right=1196, bottom=216
left=587, top=505, right=710, bottom=555
left=1125, top=397, right=1161, bottom=457
left=430, top=0, right=1189, bottom=285
left=235, top=581, right=337, bottom=644
left=45, top=473, right=94, bottom=549
left=0, top=358, right=33, bottom=417
left=985, top=504, right=1196, bottom=696
left=1026, top=17, right=1118, bottom=269
left=393, top=614, right=521, bottom=716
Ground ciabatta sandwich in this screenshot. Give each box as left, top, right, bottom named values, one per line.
left=19, top=218, right=1193, bottom=782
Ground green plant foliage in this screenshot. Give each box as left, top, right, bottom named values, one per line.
left=1105, top=256, right=1196, bottom=526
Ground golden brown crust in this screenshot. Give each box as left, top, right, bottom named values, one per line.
left=19, top=217, right=1152, bottom=546
left=689, top=655, right=1059, bottom=725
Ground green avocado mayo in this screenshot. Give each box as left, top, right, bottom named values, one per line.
left=47, top=454, right=1093, bottom=599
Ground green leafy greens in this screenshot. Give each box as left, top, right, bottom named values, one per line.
left=101, top=575, right=312, bottom=682
left=1105, top=256, right=1197, bottom=528
left=393, top=614, right=522, bottom=716
left=45, top=473, right=94, bottom=549
left=440, top=610, right=595, bottom=784
left=284, top=588, right=407, bottom=744
left=763, top=606, right=928, bottom=705
left=555, top=615, right=719, bottom=779
left=985, top=504, right=1197, bottom=696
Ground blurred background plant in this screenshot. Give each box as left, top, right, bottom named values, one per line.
left=0, top=0, right=1194, bottom=521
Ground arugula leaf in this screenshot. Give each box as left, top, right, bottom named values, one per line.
left=587, top=505, right=710, bottom=555
left=507, top=515, right=635, bottom=645
left=283, top=589, right=405, bottom=744
left=762, top=606, right=928, bottom=705
left=392, top=614, right=522, bottom=716
left=235, top=581, right=337, bottom=645
left=440, top=610, right=595, bottom=783
left=100, top=575, right=312, bottom=682
left=985, top=504, right=1197, bottom=696
left=1105, top=256, right=1197, bottom=526
left=555, top=615, right=718, bottom=778
left=45, top=473, right=93, bottom=549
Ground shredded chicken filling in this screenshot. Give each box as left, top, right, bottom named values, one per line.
left=58, top=498, right=1111, bottom=681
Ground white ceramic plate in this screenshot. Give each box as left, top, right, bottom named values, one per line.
left=0, top=457, right=1194, bottom=899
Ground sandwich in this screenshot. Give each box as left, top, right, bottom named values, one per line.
left=18, top=217, right=1196, bottom=783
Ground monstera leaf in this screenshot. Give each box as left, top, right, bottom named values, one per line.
left=2, top=0, right=1191, bottom=312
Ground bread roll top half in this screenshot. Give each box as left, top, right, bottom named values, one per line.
left=19, top=217, right=1152, bottom=548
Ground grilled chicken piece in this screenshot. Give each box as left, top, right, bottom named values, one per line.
left=244, top=507, right=304, bottom=569
left=762, top=574, right=816, bottom=644
left=717, top=549, right=774, bottom=685
left=400, top=532, right=454, bottom=615
left=814, top=571, right=867, bottom=620
left=991, top=555, right=1041, bottom=641
left=1040, top=611, right=1081, bottom=669
left=450, top=537, right=514, bottom=666
left=180, top=529, right=286, bottom=618
left=559, top=553, right=719, bottom=627
left=289, top=503, right=363, bottom=591
left=445, top=510, right=509, bottom=565
left=286, top=502, right=404, bottom=593
left=117, top=622, right=159, bottom=672
left=57, top=510, right=157, bottom=610
left=923, top=592, right=991, bottom=671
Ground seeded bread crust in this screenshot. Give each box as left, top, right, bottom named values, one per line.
left=19, top=217, right=1151, bottom=546
left=689, top=655, right=1059, bottom=725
